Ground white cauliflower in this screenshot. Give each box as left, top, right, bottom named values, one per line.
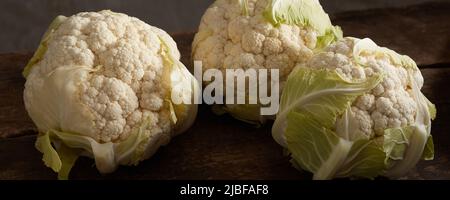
left=192, top=0, right=342, bottom=123
left=23, top=10, right=199, bottom=179
left=308, top=37, right=420, bottom=139
left=272, top=37, right=436, bottom=179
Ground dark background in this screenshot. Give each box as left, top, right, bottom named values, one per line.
left=0, top=0, right=448, bottom=53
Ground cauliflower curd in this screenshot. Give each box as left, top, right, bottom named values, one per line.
left=23, top=10, right=199, bottom=179
left=309, top=38, right=420, bottom=139
left=192, top=0, right=342, bottom=123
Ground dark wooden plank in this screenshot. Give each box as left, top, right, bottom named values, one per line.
left=0, top=53, right=36, bottom=139
left=333, top=2, right=450, bottom=66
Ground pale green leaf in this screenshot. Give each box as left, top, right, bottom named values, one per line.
left=263, top=0, right=342, bottom=48
left=383, top=127, right=415, bottom=162
left=35, top=132, right=62, bottom=172
left=424, top=96, right=437, bottom=120
left=286, top=112, right=386, bottom=180
left=316, top=26, right=343, bottom=50
left=239, top=0, right=249, bottom=16
left=384, top=125, right=430, bottom=178
left=272, top=67, right=382, bottom=146
left=286, top=111, right=342, bottom=179
left=336, top=139, right=386, bottom=179
left=56, top=144, right=80, bottom=180
left=263, top=0, right=336, bottom=36
left=49, top=130, right=117, bottom=174
left=422, top=135, right=435, bottom=161
left=37, top=115, right=158, bottom=177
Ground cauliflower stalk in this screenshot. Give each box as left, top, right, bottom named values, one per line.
left=192, top=0, right=342, bottom=124
left=272, top=37, right=436, bottom=179
left=23, top=10, right=199, bottom=179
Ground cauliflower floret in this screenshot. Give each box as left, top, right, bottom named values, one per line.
left=241, top=30, right=265, bottom=54
left=79, top=75, right=140, bottom=142
left=371, top=90, right=417, bottom=135
left=308, top=38, right=420, bottom=138
left=350, top=107, right=375, bottom=139
left=355, top=94, right=376, bottom=111
left=193, top=0, right=328, bottom=86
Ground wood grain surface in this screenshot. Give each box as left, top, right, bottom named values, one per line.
left=0, top=2, right=449, bottom=180
left=333, top=2, right=450, bottom=66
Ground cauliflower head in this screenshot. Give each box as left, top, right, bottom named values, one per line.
left=23, top=10, right=199, bottom=179
left=192, top=0, right=342, bottom=123
left=272, top=37, right=436, bottom=179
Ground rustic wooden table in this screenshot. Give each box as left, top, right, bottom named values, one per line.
left=0, top=2, right=449, bottom=180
